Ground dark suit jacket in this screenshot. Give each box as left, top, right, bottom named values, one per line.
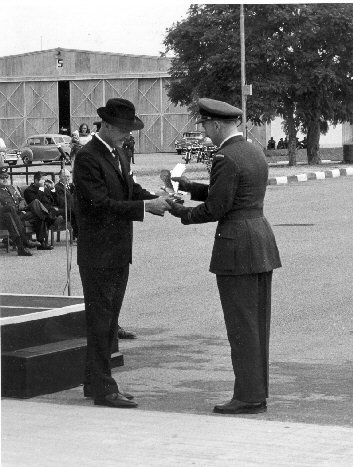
left=24, top=183, right=56, bottom=211
left=73, top=135, right=156, bottom=268
left=54, top=182, right=75, bottom=212
left=182, top=135, right=281, bottom=275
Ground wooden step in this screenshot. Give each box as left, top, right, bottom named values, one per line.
left=2, top=338, right=123, bottom=399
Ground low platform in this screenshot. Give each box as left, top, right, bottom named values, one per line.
left=1, top=294, right=123, bottom=398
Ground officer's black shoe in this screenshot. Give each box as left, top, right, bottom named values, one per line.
left=213, top=399, right=267, bottom=414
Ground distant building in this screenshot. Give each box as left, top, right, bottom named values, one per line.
left=0, top=48, right=198, bottom=153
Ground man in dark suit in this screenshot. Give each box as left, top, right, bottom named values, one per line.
left=169, top=98, right=281, bottom=414
left=54, top=169, right=78, bottom=240
left=74, top=98, right=171, bottom=409
left=24, top=171, right=58, bottom=250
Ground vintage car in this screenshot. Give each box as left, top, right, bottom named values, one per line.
left=0, top=148, right=21, bottom=166
left=175, top=131, right=205, bottom=155
left=20, top=134, right=71, bottom=165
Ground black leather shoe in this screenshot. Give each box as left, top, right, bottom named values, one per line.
left=213, top=399, right=267, bottom=414
left=94, top=392, right=138, bottom=408
left=117, top=325, right=137, bottom=339
left=25, top=240, right=41, bottom=248
left=83, top=384, right=134, bottom=400
left=18, top=248, right=33, bottom=257
left=37, top=244, right=54, bottom=250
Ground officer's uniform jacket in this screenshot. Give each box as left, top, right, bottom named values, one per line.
left=0, top=185, right=26, bottom=211
left=73, top=135, right=156, bottom=269
left=183, top=135, right=281, bottom=275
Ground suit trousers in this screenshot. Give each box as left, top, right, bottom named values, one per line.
left=216, top=271, right=272, bottom=403
left=20, top=199, right=49, bottom=243
left=79, top=264, right=129, bottom=398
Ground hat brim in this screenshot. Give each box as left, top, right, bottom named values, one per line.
left=196, top=116, right=210, bottom=124
left=97, top=108, right=144, bottom=131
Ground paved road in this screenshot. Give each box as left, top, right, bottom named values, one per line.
left=1, top=176, right=352, bottom=424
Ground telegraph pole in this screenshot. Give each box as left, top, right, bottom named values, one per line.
left=240, top=4, right=247, bottom=138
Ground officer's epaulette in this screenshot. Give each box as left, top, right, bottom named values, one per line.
left=214, top=154, right=225, bottom=159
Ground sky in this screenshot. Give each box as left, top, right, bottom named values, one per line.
left=1, top=1, right=331, bottom=58
left=1, top=1, right=192, bottom=57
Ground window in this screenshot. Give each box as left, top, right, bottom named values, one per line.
left=28, top=138, right=42, bottom=145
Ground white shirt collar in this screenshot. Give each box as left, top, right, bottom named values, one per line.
left=219, top=132, right=243, bottom=148
left=95, top=133, right=115, bottom=154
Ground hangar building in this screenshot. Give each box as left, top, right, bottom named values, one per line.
left=0, top=47, right=197, bottom=153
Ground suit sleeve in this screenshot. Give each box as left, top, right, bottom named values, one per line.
left=23, top=187, right=36, bottom=205
left=74, top=152, right=145, bottom=221
left=131, top=179, right=158, bottom=201
left=183, top=155, right=238, bottom=224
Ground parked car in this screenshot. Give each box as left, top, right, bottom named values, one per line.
left=20, top=134, right=71, bottom=165
left=0, top=148, right=21, bottom=166
left=175, top=131, right=205, bottom=155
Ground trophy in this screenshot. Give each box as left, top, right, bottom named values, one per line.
left=160, top=163, right=186, bottom=202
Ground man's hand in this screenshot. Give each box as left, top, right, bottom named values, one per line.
left=171, top=175, right=192, bottom=192
left=145, top=197, right=171, bottom=217
left=44, top=179, right=55, bottom=190
left=165, top=198, right=190, bottom=219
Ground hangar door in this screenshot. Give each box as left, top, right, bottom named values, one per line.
left=70, top=78, right=193, bottom=153
left=0, top=81, right=58, bottom=148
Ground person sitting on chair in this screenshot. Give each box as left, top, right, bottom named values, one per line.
left=0, top=167, right=51, bottom=251
left=54, top=169, right=78, bottom=240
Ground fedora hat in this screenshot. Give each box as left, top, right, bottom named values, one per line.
left=97, top=98, right=144, bottom=131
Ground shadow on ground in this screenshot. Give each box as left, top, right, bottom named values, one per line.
left=29, top=329, right=353, bottom=428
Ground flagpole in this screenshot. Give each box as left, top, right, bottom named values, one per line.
left=240, top=4, right=247, bottom=138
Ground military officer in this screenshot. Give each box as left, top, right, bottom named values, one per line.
left=168, top=98, right=281, bottom=414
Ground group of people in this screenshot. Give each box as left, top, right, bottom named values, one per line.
left=267, top=136, right=307, bottom=150
left=0, top=168, right=77, bottom=256
left=73, top=96, right=281, bottom=414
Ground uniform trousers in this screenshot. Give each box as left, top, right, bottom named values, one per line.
left=79, top=264, right=129, bottom=398
left=216, top=271, right=272, bottom=403
left=0, top=205, right=27, bottom=243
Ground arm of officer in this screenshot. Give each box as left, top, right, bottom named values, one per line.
left=170, top=155, right=238, bottom=224
left=171, top=175, right=209, bottom=201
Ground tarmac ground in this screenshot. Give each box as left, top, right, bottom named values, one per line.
left=1, top=153, right=353, bottom=465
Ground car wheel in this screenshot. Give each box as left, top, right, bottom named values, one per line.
left=22, top=155, right=32, bottom=165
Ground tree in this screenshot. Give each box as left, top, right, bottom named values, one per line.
left=164, top=4, right=353, bottom=165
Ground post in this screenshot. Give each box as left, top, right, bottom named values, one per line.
left=240, top=4, right=247, bottom=138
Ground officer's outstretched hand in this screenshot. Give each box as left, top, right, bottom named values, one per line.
left=171, top=175, right=192, bottom=192
left=165, top=198, right=189, bottom=219
left=145, top=197, right=171, bottom=217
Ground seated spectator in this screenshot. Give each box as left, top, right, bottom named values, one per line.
left=54, top=169, right=78, bottom=240
left=277, top=138, right=285, bottom=149
left=267, top=137, right=276, bottom=150
left=0, top=167, right=51, bottom=252
left=24, top=172, right=59, bottom=226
